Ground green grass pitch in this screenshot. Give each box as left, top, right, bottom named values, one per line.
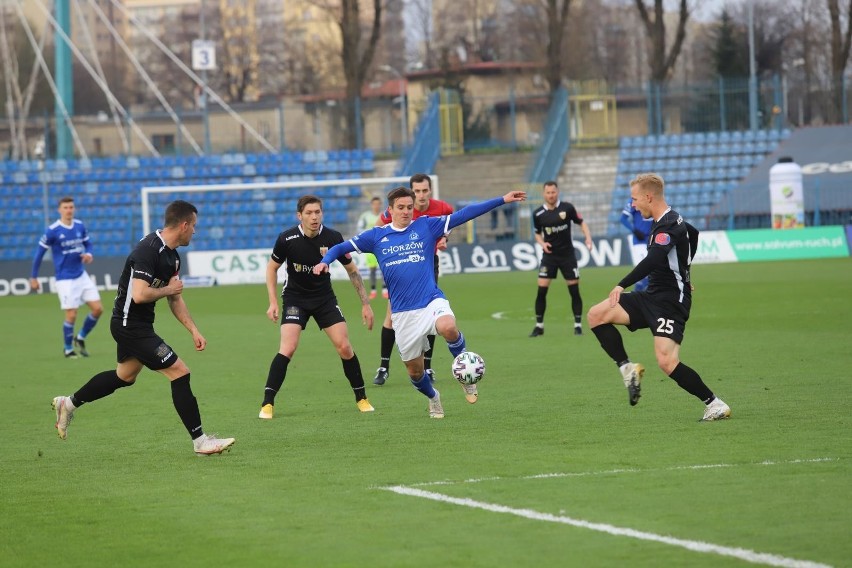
left=1, top=258, right=850, bottom=567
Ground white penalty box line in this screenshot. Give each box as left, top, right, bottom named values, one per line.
left=379, top=458, right=837, bottom=568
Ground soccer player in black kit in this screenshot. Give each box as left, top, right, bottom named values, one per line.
left=259, top=195, right=375, bottom=419
left=51, top=200, right=235, bottom=455
left=529, top=180, right=593, bottom=337
left=587, top=173, right=731, bottom=421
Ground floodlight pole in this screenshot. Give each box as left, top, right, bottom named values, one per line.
left=747, top=0, right=758, bottom=131
left=200, top=0, right=211, bottom=154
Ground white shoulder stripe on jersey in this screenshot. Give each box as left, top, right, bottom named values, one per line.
left=122, top=267, right=135, bottom=325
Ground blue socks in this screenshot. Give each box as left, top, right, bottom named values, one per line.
left=447, top=331, right=466, bottom=357
left=63, top=322, right=74, bottom=352
left=411, top=372, right=437, bottom=398
left=78, top=314, right=99, bottom=339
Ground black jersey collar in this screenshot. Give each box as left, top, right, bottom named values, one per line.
left=298, top=224, right=324, bottom=238
left=654, top=207, right=672, bottom=223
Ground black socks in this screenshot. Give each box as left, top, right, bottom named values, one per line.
left=668, top=362, right=714, bottom=401
left=171, top=374, right=203, bottom=440
left=379, top=326, right=395, bottom=370
left=534, top=286, right=548, bottom=323
left=591, top=323, right=629, bottom=364
left=342, top=354, right=367, bottom=402
left=263, top=353, right=291, bottom=406
left=72, top=370, right=133, bottom=406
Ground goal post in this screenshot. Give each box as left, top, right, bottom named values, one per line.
left=141, top=176, right=441, bottom=236
left=139, top=175, right=440, bottom=285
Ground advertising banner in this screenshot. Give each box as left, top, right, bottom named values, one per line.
left=726, top=226, right=848, bottom=261
left=691, top=231, right=738, bottom=264
left=0, top=257, right=125, bottom=298
left=4, top=229, right=847, bottom=297
left=186, top=237, right=629, bottom=284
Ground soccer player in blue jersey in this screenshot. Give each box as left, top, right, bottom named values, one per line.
left=30, top=197, right=103, bottom=358
left=314, top=187, right=527, bottom=418
left=620, top=199, right=653, bottom=292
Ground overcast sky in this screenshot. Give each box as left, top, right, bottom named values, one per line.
left=691, top=0, right=735, bottom=22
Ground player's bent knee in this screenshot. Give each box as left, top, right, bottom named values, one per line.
left=164, top=359, right=191, bottom=379
left=587, top=303, right=606, bottom=327
left=656, top=357, right=678, bottom=375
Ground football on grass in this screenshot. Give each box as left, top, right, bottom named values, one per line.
left=452, top=352, right=485, bottom=385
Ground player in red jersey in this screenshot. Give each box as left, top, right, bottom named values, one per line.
left=372, top=173, right=454, bottom=386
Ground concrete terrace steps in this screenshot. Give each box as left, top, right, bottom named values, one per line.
left=434, top=152, right=532, bottom=202
left=557, top=147, right=620, bottom=238
left=434, top=152, right=532, bottom=242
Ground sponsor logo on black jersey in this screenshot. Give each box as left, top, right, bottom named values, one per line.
left=291, top=263, right=315, bottom=273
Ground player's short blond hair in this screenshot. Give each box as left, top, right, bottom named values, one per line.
left=630, top=173, right=665, bottom=196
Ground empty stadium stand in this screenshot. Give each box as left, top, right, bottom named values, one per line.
left=0, top=150, right=375, bottom=261
left=608, top=129, right=790, bottom=236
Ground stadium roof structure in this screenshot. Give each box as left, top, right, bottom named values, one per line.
left=730, top=125, right=852, bottom=214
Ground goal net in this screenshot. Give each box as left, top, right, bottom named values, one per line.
left=140, top=175, right=440, bottom=285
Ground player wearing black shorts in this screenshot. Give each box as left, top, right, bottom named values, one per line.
left=51, top=200, right=235, bottom=455
left=259, top=195, right=375, bottom=419
left=587, top=173, right=731, bottom=422
left=529, top=180, right=593, bottom=337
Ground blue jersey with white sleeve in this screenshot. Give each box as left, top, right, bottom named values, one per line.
left=31, top=219, right=93, bottom=281
left=321, top=197, right=506, bottom=313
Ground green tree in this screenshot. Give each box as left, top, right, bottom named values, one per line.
left=710, top=10, right=747, bottom=78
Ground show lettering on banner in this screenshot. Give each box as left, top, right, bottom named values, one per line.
left=439, top=238, right=626, bottom=275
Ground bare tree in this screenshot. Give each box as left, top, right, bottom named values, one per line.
left=634, top=0, right=690, bottom=83
left=341, top=0, right=382, bottom=147
left=827, top=0, right=852, bottom=120
left=544, top=0, right=573, bottom=92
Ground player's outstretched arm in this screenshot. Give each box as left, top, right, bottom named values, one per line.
left=315, top=240, right=358, bottom=273
left=502, top=190, right=527, bottom=203
left=447, top=191, right=527, bottom=231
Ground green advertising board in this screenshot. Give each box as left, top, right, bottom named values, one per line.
left=726, top=226, right=849, bottom=262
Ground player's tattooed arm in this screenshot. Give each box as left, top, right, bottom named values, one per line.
left=344, top=261, right=370, bottom=306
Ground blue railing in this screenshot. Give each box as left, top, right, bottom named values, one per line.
left=394, top=91, right=441, bottom=178
left=525, top=87, right=570, bottom=184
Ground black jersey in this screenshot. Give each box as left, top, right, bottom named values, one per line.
left=532, top=201, right=584, bottom=255
left=619, top=208, right=698, bottom=303
left=271, top=224, right=353, bottom=302
left=112, top=231, right=180, bottom=324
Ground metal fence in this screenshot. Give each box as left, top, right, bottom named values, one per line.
left=2, top=73, right=849, bottom=161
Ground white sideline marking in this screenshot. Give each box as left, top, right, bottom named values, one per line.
left=405, top=457, right=836, bottom=487
left=382, top=486, right=832, bottom=568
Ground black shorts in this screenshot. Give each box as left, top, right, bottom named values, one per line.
left=281, top=295, right=345, bottom=330
left=110, top=318, right=178, bottom=371
left=618, top=291, right=691, bottom=344
left=538, top=253, right=579, bottom=280
left=433, top=255, right=440, bottom=282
